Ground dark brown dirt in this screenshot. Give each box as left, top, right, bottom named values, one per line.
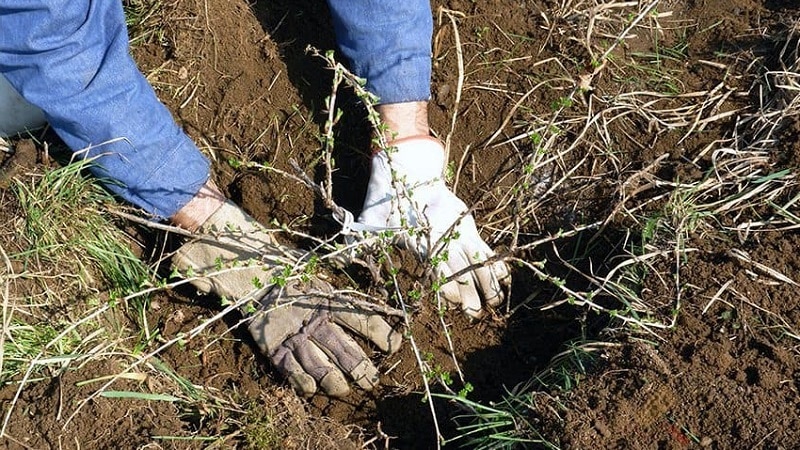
left=1, top=358, right=181, bottom=449
left=563, top=234, right=800, bottom=449
left=1, top=0, right=799, bottom=449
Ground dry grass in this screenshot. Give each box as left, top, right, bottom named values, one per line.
left=421, top=2, right=800, bottom=447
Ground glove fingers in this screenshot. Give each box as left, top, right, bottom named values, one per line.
left=436, top=261, right=464, bottom=308
left=457, top=282, right=484, bottom=320
left=248, top=289, right=314, bottom=356
left=283, top=332, right=350, bottom=398
left=466, top=242, right=507, bottom=308
left=309, top=318, right=381, bottom=392
left=446, top=250, right=484, bottom=318
left=270, top=347, right=318, bottom=397
left=472, top=263, right=504, bottom=308
left=491, top=259, right=512, bottom=303
left=330, top=303, right=403, bottom=354
left=483, top=237, right=512, bottom=292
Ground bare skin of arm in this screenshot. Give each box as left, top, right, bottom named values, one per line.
left=170, top=180, right=226, bottom=231
left=376, top=101, right=429, bottom=142
left=171, top=101, right=431, bottom=230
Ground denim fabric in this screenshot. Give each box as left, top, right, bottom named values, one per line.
left=0, top=1, right=432, bottom=217
left=0, top=1, right=210, bottom=218
left=328, top=0, right=433, bottom=104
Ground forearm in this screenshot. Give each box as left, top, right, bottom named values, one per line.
left=0, top=1, right=209, bottom=218
left=326, top=0, right=433, bottom=106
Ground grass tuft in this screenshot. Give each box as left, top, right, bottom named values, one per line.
left=12, top=158, right=150, bottom=296
left=123, top=0, right=165, bottom=46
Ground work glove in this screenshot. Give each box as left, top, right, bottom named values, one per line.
left=172, top=200, right=403, bottom=397
left=357, top=136, right=511, bottom=318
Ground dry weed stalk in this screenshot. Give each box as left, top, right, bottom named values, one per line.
left=606, top=21, right=800, bottom=331
left=0, top=244, right=13, bottom=389
left=436, top=0, right=800, bottom=345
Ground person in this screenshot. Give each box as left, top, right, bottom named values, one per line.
left=0, top=1, right=510, bottom=397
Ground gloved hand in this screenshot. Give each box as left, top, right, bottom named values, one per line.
left=172, top=200, right=403, bottom=397
left=357, top=136, right=511, bottom=318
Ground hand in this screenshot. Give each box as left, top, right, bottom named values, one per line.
left=357, top=137, right=511, bottom=318
left=172, top=200, right=403, bottom=397
left=248, top=277, right=402, bottom=397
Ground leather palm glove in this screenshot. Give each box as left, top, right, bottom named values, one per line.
left=172, top=200, right=403, bottom=397
left=357, top=136, right=511, bottom=318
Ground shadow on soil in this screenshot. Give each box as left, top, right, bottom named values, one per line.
left=372, top=227, right=627, bottom=448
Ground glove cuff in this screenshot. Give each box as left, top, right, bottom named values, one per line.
left=372, top=135, right=446, bottom=184
left=372, top=134, right=441, bottom=155
left=172, top=200, right=278, bottom=301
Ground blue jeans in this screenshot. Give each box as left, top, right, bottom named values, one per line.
left=0, top=1, right=432, bottom=218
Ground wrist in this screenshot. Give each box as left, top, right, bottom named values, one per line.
left=170, top=179, right=226, bottom=231
left=376, top=101, right=429, bottom=143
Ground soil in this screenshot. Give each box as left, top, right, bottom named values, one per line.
left=1, top=0, right=799, bottom=449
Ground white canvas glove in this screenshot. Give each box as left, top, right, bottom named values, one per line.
left=172, top=200, right=403, bottom=397
left=357, top=136, right=511, bottom=318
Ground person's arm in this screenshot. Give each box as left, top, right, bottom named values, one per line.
left=327, top=0, right=432, bottom=140
left=327, top=0, right=433, bottom=108
left=327, top=1, right=512, bottom=317
left=0, top=1, right=209, bottom=219
left=0, top=1, right=402, bottom=398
